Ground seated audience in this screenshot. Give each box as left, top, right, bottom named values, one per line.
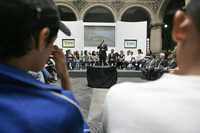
left=157, top=52, right=168, bottom=69
left=117, top=50, right=125, bottom=69
left=63, top=49, right=176, bottom=71
left=91, top=51, right=98, bottom=66
left=135, top=49, right=145, bottom=70
left=74, top=51, right=81, bottom=70
left=65, top=50, right=74, bottom=70
left=83, top=50, right=90, bottom=68
left=46, top=57, right=58, bottom=81
left=103, top=1, right=200, bottom=132
left=135, top=49, right=144, bottom=62
left=124, top=50, right=132, bottom=69
left=80, top=50, right=85, bottom=69
left=108, top=49, right=117, bottom=66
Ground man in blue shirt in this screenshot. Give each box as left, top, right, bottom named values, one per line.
left=0, top=0, right=89, bottom=132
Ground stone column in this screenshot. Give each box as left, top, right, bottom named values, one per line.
left=185, top=0, right=191, bottom=5
left=150, top=23, right=162, bottom=54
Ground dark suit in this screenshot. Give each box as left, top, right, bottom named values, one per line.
left=97, top=44, right=108, bottom=66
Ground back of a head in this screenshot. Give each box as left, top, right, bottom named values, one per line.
left=0, top=0, right=60, bottom=60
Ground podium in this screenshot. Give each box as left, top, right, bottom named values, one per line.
left=87, top=66, right=117, bottom=88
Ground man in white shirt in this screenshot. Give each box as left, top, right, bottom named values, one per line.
left=124, top=50, right=132, bottom=69
left=135, top=49, right=144, bottom=62
left=102, top=0, right=200, bottom=133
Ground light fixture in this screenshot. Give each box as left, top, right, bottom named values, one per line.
left=164, top=24, right=168, bottom=28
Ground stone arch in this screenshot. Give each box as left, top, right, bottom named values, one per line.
left=56, top=3, right=79, bottom=21
left=120, top=5, right=153, bottom=38
left=119, top=4, right=154, bottom=23
left=158, top=0, right=185, bottom=21
left=159, top=0, right=185, bottom=50
left=81, top=4, right=117, bottom=22
left=158, top=0, right=172, bottom=21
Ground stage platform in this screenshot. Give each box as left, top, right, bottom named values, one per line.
left=68, top=69, right=142, bottom=78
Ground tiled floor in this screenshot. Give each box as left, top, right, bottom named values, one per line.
left=70, top=77, right=147, bottom=133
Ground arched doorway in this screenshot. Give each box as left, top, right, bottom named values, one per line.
left=83, top=6, right=115, bottom=47
left=83, top=6, right=115, bottom=22
left=162, top=0, right=185, bottom=51
left=121, top=6, right=151, bottom=38
left=58, top=6, right=77, bottom=21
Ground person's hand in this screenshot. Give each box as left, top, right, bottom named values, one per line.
left=169, top=67, right=180, bottom=74
left=52, top=45, right=71, bottom=90
left=52, top=46, right=66, bottom=76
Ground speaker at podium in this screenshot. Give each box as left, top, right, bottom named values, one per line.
left=87, top=66, right=117, bottom=88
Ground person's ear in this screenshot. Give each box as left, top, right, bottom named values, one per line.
left=38, top=27, right=50, bottom=51
left=172, top=10, right=190, bottom=44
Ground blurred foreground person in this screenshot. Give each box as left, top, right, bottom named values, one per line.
left=103, top=0, right=200, bottom=132
left=0, top=0, right=89, bottom=132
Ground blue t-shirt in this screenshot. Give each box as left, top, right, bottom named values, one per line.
left=0, top=64, right=90, bottom=133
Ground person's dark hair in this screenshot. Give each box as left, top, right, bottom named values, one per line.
left=138, top=49, right=143, bottom=54
left=185, top=0, right=200, bottom=32
left=0, top=18, right=58, bottom=60
left=0, top=0, right=59, bottom=60
left=84, top=50, right=88, bottom=55
left=92, top=51, right=96, bottom=56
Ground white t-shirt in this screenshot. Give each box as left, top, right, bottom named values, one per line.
left=103, top=74, right=200, bottom=133
left=125, top=55, right=132, bottom=62
left=136, top=54, right=144, bottom=62
left=28, top=71, right=45, bottom=83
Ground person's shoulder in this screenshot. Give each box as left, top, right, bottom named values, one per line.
left=50, top=90, right=80, bottom=109
left=106, top=75, right=175, bottom=99
left=49, top=90, right=84, bottom=122
left=108, top=82, right=146, bottom=94
left=106, top=82, right=146, bottom=102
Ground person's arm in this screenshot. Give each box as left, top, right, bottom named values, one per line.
left=104, top=44, right=108, bottom=51
left=52, top=47, right=91, bottom=133
left=60, top=70, right=71, bottom=90
left=52, top=46, right=71, bottom=90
